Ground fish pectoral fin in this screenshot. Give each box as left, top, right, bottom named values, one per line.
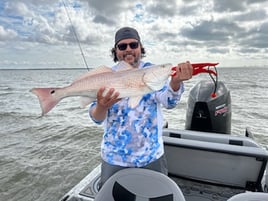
left=143, top=63, right=171, bottom=91
left=144, top=79, right=165, bottom=91
left=128, top=96, right=142, bottom=108
left=80, top=97, right=95, bottom=108
left=142, top=71, right=163, bottom=91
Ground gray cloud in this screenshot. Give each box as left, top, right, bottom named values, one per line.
left=245, top=23, right=268, bottom=48
left=233, top=9, right=267, bottom=22
left=207, top=47, right=230, bottom=54
left=93, top=15, right=116, bottom=25
left=146, top=0, right=179, bottom=17
left=86, top=0, right=130, bottom=25
left=178, top=4, right=199, bottom=16
left=213, top=0, right=268, bottom=13
left=180, top=18, right=244, bottom=44
left=213, top=0, right=247, bottom=12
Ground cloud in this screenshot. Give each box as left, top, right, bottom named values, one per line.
left=244, top=22, right=268, bottom=49
left=86, top=0, right=130, bottom=25
left=0, top=0, right=267, bottom=68
left=213, top=0, right=247, bottom=12
left=146, top=0, right=179, bottom=17
left=180, top=18, right=244, bottom=44
left=0, top=25, right=17, bottom=40
left=233, top=9, right=267, bottom=22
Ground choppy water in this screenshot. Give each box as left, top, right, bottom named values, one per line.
left=0, top=67, right=268, bottom=201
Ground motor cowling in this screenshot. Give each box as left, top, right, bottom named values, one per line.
left=185, top=80, right=231, bottom=134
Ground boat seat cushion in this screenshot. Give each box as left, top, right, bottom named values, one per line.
left=227, top=192, right=268, bottom=201
left=94, top=168, right=185, bottom=201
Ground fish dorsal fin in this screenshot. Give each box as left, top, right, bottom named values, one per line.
left=115, top=61, right=135, bottom=72
left=74, top=65, right=112, bottom=82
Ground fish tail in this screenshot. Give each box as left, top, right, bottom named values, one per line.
left=30, top=88, right=61, bottom=115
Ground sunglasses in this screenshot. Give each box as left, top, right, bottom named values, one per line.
left=117, top=42, right=139, bottom=51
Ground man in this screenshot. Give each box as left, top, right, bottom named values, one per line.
left=89, top=27, right=193, bottom=187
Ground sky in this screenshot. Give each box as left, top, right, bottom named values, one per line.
left=0, top=0, right=267, bottom=69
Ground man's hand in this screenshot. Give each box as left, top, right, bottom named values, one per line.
left=97, top=87, right=120, bottom=110
left=90, top=87, right=120, bottom=122
left=170, top=61, right=193, bottom=91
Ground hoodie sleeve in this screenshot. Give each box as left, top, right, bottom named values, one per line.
left=155, top=81, right=185, bottom=109
left=88, top=101, right=104, bottom=124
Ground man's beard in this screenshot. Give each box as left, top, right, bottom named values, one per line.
left=123, top=54, right=140, bottom=68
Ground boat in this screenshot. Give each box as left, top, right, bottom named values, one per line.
left=60, top=79, right=268, bottom=201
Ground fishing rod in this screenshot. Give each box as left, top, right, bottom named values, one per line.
left=62, top=0, right=90, bottom=71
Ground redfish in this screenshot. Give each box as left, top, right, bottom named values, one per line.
left=31, top=61, right=172, bottom=115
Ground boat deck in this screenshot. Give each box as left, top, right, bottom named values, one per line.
left=170, top=176, right=244, bottom=201
left=73, top=171, right=245, bottom=201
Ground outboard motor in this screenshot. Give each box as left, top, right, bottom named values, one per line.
left=185, top=80, right=231, bottom=134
